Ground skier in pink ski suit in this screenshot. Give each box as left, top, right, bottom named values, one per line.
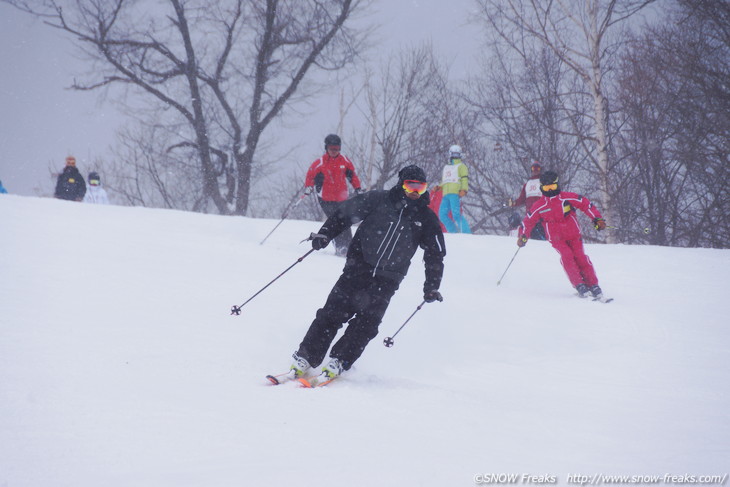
left=518, top=170, right=608, bottom=299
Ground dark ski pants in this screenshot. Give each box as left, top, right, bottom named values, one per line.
left=319, top=199, right=352, bottom=253
left=297, top=272, right=400, bottom=371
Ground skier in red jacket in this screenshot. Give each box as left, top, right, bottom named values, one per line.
left=508, top=161, right=545, bottom=239
left=304, top=134, right=363, bottom=256
left=517, top=170, right=608, bottom=299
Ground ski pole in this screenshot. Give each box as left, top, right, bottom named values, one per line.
left=230, top=249, right=315, bottom=315
left=383, top=300, right=426, bottom=348
left=260, top=188, right=309, bottom=245
left=603, top=225, right=646, bottom=232
left=496, top=246, right=521, bottom=286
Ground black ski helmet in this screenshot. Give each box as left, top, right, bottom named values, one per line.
left=397, top=165, right=427, bottom=185
left=324, top=134, right=341, bottom=150
left=539, top=170, right=560, bottom=197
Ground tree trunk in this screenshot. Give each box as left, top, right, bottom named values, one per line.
left=590, top=80, right=615, bottom=243
left=235, top=136, right=256, bottom=216
left=173, top=0, right=228, bottom=214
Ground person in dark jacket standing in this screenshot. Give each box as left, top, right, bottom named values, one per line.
left=280, top=165, right=446, bottom=386
left=304, top=134, right=363, bottom=256
left=54, top=156, right=86, bottom=201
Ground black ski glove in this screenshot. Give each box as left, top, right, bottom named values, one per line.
left=310, top=232, right=330, bottom=250
left=424, top=290, right=443, bottom=303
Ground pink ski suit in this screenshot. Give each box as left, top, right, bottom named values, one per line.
left=519, top=191, right=604, bottom=287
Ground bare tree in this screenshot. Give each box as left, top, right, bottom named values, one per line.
left=350, top=45, right=449, bottom=190
left=101, top=122, right=205, bottom=210
left=613, top=31, right=685, bottom=245
left=223, top=0, right=366, bottom=215
left=475, top=0, right=654, bottom=242
left=6, top=0, right=368, bottom=215
left=466, top=44, right=593, bottom=234
left=613, top=2, right=730, bottom=247
left=338, top=45, right=497, bottom=232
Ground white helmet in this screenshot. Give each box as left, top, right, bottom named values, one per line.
left=449, top=144, right=462, bottom=159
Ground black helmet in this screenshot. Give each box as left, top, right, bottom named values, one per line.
left=397, top=165, right=427, bottom=184
left=539, top=170, right=560, bottom=197
left=397, top=165, right=428, bottom=198
left=324, top=134, right=341, bottom=150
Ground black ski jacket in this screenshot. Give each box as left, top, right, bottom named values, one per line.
left=317, top=186, right=446, bottom=293
left=54, top=167, right=87, bottom=201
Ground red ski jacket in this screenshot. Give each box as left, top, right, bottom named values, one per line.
left=513, top=176, right=542, bottom=211
left=520, top=191, right=603, bottom=242
left=305, top=153, right=362, bottom=202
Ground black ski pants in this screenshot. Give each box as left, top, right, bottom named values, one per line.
left=297, top=271, right=400, bottom=371
left=319, top=199, right=352, bottom=253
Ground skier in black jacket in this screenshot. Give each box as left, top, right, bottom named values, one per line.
left=54, top=156, right=86, bottom=201
left=281, top=165, right=446, bottom=386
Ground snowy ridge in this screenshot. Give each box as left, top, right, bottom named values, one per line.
left=1, top=194, right=728, bottom=487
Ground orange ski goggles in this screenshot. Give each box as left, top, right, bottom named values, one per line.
left=402, top=180, right=428, bottom=195
left=542, top=183, right=558, bottom=192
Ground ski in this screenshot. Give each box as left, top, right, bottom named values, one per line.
left=297, top=376, right=337, bottom=388
left=575, top=293, right=614, bottom=303
left=592, top=295, right=614, bottom=303
left=266, top=370, right=331, bottom=386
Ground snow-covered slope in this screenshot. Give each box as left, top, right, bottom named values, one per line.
left=1, top=195, right=728, bottom=486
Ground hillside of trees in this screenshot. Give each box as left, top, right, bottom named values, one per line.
left=7, top=0, right=728, bottom=248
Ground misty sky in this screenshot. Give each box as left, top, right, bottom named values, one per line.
left=0, top=1, right=482, bottom=198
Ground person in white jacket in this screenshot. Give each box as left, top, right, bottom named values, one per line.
left=83, top=172, right=110, bottom=205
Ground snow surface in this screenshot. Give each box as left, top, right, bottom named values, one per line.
left=1, top=194, right=729, bottom=487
